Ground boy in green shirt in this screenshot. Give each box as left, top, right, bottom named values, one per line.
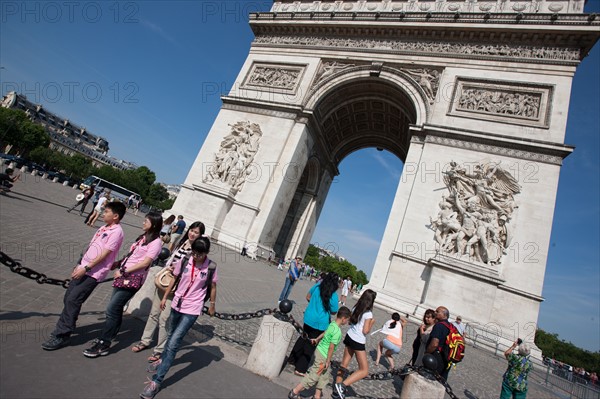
left=289, top=307, right=351, bottom=399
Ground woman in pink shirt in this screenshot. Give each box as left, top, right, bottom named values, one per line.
left=83, top=212, right=163, bottom=358
left=141, top=236, right=218, bottom=399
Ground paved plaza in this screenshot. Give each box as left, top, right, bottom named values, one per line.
left=0, top=175, right=564, bottom=398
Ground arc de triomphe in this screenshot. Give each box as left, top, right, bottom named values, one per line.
left=171, top=0, right=599, bottom=348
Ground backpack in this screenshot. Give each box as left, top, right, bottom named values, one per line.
left=439, top=321, right=466, bottom=366
left=176, top=254, right=217, bottom=302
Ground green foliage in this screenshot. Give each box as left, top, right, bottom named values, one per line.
left=535, top=329, right=600, bottom=372
left=27, top=147, right=94, bottom=179
left=305, top=244, right=369, bottom=285
left=0, top=108, right=50, bottom=155
left=145, top=183, right=170, bottom=208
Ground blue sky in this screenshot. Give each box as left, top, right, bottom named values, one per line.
left=1, top=1, right=598, bottom=352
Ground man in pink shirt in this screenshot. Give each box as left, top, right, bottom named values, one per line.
left=41, top=201, right=126, bottom=351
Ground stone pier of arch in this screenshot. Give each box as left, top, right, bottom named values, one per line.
left=169, top=0, right=600, bottom=355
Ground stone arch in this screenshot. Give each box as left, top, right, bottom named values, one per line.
left=304, top=66, right=429, bottom=129
left=274, top=69, right=422, bottom=259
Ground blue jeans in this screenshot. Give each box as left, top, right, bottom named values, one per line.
left=153, top=309, right=198, bottom=384
left=99, top=287, right=137, bottom=343
left=278, top=277, right=295, bottom=301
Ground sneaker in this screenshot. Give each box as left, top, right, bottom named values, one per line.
left=82, top=340, right=110, bottom=358
left=288, top=390, right=300, bottom=399
left=140, top=377, right=160, bottom=399
left=334, top=383, right=346, bottom=399
left=41, top=335, right=70, bottom=351
left=147, top=359, right=162, bottom=373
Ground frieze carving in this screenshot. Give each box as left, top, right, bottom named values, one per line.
left=429, top=160, right=521, bottom=265
left=253, top=35, right=580, bottom=63
left=457, top=89, right=541, bottom=120
left=425, top=136, right=563, bottom=165
left=244, top=63, right=305, bottom=92
left=271, top=0, right=584, bottom=14
left=204, top=121, right=263, bottom=194
left=449, top=79, right=553, bottom=127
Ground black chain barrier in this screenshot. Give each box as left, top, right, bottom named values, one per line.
left=1, top=250, right=458, bottom=398
left=0, top=250, right=71, bottom=288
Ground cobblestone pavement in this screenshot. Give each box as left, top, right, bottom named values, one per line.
left=0, top=175, right=566, bottom=398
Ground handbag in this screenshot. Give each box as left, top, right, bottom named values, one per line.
left=113, top=273, right=144, bottom=290
left=111, top=238, right=144, bottom=290
left=154, top=267, right=179, bottom=293
left=161, top=231, right=171, bottom=244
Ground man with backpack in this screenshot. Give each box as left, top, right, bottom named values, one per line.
left=425, top=306, right=465, bottom=381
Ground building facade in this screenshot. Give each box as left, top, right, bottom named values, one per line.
left=168, top=0, right=599, bottom=354
left=1, top=91, right=136, bottom=170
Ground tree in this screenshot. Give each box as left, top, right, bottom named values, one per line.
left=145, top=183, right=170, bottom=208
left=535, top=329, right=600, bottom=373
left=304, top=244, right=370, bottom=285
left=63, top=154, right=94, bottom=179
left=19, top=120, right=49, bottom=155
left=0, top=108, right=50, bottom=155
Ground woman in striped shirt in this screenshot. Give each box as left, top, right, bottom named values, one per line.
left=131, top=221, right=205, bottom=362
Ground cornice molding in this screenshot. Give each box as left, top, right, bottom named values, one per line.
left=422, top=128, right=569, bottom=165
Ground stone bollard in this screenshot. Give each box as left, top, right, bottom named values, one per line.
left=244, top=314, right=296, bottom=379
left=31, top=169, right=37, bottom=176
left=42, top=172, right=48, bottom=179
left=20, top=166, right=28, bottom=173
left=63, top=180, right=69, bottom=186
left=399, top=373, right=446, bottom=399
left=8, top=162, right=16, bottom=169
left=73, top=184, right=78, bottom=189
left=53, top=177, right=59, bottom=183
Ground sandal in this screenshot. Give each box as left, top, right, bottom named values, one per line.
left=293, top=370, right=306, bottom=377
left=148, top=353, right=161, bottom=363
left=131, top=343, right=149, bottom=353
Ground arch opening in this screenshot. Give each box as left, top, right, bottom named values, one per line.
left=273, top=77, right=417, bottom=262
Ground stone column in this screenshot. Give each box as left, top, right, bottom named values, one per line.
left=400, top=373, right=445, bottom=399
left=244, top=315, right=296, bottom=379
left=369, top=134, right=425, bottom=290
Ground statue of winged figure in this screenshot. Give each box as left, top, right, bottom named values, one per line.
left=432, top=160, right=521, bottom=265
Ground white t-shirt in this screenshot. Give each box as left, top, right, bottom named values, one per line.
left=347, top=310, right=373, bottom=344
left=342, top=279, right=352, bottom=294
left=95, top=196, right=107, bottom=211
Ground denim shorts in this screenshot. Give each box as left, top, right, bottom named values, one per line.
left=382, top=338, right=401, bottom=354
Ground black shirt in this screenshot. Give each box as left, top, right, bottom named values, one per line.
left=427, top=320, right=451, bottom=372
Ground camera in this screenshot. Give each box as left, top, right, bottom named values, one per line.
left=517, top=338, right=523, bottom=345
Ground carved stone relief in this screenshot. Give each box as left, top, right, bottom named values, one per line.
left=312, top=60, right=442, bottom=103
left=271, top=0, right=583, bottom=14
left=448, top=78, right=553, bottom=128
left=204, top=121, right=263, bottom=194
left=314, top=61, right=356, bottom=85
left=429, top=160, right=521, bottom=265
left=243, top=63, right=305, bottom=93
left=253, top=35, right=580, bottom=63
left=398, top=67, right=441, bottom=103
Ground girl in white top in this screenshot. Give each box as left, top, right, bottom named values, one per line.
left=333, top=289, right=377, bottom=399
left=87, top=191, right=110, bottom=227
